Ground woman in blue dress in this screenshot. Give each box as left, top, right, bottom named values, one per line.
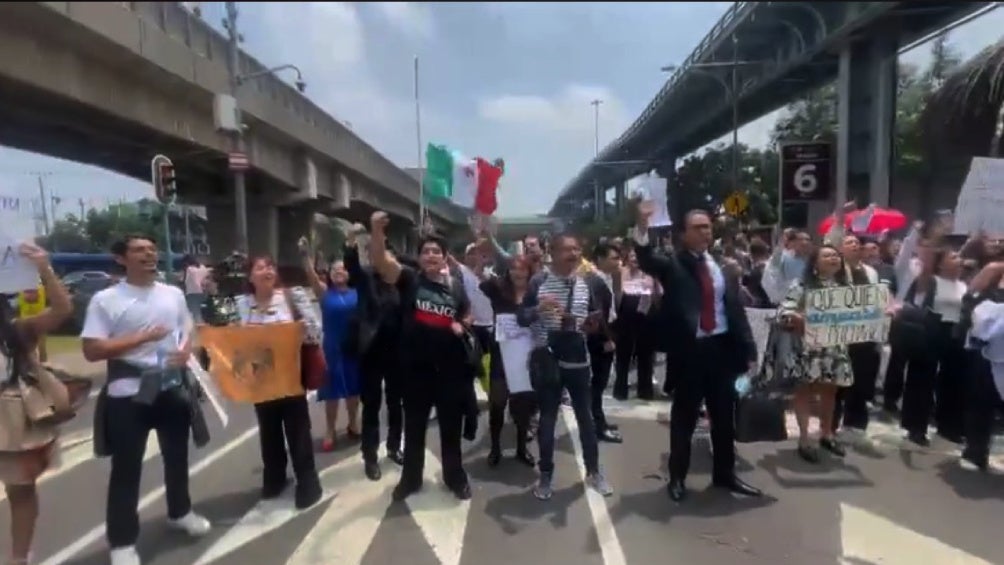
left=318, top=260, right=362, bottom=451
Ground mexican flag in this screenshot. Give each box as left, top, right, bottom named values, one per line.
left=425, top=143, right=503, bottom=215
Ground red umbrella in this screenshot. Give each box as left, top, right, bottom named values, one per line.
left=817, top=206, right=907, bottom=235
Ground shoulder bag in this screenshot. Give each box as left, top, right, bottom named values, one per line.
left=284, top=289, right=327, bottom=391
left=528, top=276, right=583, bottom=391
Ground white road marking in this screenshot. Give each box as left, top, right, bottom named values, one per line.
left=0, top=434, right=160, bottom=504
left=287, top=449, right=401, bottom=565
left=562, top=406, right=627, bottom=565
left=405, top=450, right=471, bottom=565
left=38, top=427, right=259, bottom=565
left=840, top=502, right=992, bottom=564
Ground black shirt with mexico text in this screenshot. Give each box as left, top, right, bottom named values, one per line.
left=396, top=266, right=470, bottom=369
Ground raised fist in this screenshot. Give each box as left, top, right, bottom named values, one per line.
left=370, top=211, right=389, bottom=231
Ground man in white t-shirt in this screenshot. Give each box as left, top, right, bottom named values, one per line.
left=81, top=235, right=210, bottom=565
left=183, top=255, right=211, bottom=324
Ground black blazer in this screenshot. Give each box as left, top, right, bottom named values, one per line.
left=585, top=272, right=615, bottom=345
left=634, top=241, right=756, bottom=374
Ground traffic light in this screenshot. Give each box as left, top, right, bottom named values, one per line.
left=151, top=154, right=177, bottom=204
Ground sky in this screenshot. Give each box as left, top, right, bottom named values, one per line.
left=0, top=2, right=1002, bottom=221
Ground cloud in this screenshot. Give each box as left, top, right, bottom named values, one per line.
left=478, top=85, right=629, bottom=140
left=374, top=3, right=435, bottom=39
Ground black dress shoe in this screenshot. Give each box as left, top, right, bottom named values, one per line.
left=261, top=477, right=290, bottom=500
left=667, top=479, right=686, bottom=502
left=392, top=480, right=423, bottom=502
left=487, top=449, right=502, bottom=468
left=605, top=423, right=620, bottom=432
left=364, top=461, right=382, bottom=481
left=450, top=482, right=472, bottom=500
left=712, top=476, right=762, bottom=497
left=907, top=431, right=930, bottom=447
left=515, top=449, right=536, bottom=467
left=294, top=474, right=323, bottom=509
left=387, top=449, right=405, bottom=465
left=597, top=429, right=623, bottom=443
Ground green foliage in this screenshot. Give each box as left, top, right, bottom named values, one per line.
left=38, top=198, right=166, bottom=253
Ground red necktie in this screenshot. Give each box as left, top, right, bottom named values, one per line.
left=696, top=255, right=716, bottom=333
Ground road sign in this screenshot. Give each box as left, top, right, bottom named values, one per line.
left=228, top=152, right=250, bottom=171
left=151, top=154, right=176, bottom=204
left=780, top=142, right=832, bottom=202
left=724, top=191, right=749, bottom=217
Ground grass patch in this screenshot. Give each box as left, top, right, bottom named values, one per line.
left=45, top=335, right=81, bottom=357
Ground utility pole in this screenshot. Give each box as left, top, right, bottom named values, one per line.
left=414, top=55, right=425, bottom=227
left=730, top=34, right=740, bottom=195
left=225, top=1, right=249, bottom=254
left=78, top=198, right=86, bottom=220
left=184, top=205, right=192, bottom=255
left=590, top=99, right=603, bottom=157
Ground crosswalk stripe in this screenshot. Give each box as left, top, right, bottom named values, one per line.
left=404, top=450, right=471, bottom=565
left=0, top=434, right=160, bottom=504
left=38, top=427, right=259, bottom=565
left=287, top=451, right=401, bottom=565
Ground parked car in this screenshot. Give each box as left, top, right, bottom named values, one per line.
left=58, top=276, right=116, bottom=334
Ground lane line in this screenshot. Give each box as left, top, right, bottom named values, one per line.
left=0, top=435, right=160, bottom=504
left=562, top=406, right=627, bottom=565
left=38, top=427, right=259, bottom=565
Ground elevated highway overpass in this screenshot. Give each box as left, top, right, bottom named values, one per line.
left=0, top=2, right=465, bottom=259
left=550, top=1, right=993, bottom=226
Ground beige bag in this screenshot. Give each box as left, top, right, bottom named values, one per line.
left=0, top=383, right=58, bottom=452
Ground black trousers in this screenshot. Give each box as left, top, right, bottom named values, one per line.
left=901, top=323, right=958, bottom=436
left=613, top=308, right=655, bottom=399
left=487, top=345, right=535, bottom=453
left=360, top=340, right=403, bottom=462
left=963, top=351, right=1002, bottom=465
left=400, top=367, right=469, bottom=489
left=106, top=391, right=192, bottom=549
left=668, top=335, right=736, bottom=483
left=883, top=344, right=908, bottom=408
left=835, top=343, right=881, bottom=431
left=588, top=338, right=614, bottom=431
left=934, top=331, right=967, bottom=440
left=253, top=395, right=318, bottom=488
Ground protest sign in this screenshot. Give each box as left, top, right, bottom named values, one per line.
left=198, top=322, right=305, bottom=404
left=495, top=313, right=533, bottom=393
left=952, top=157, right=1004, bottom=236
left=744, top=307, right=775, bottom=368
left=804, top=284, right=890, bottom=348
left=0, top=196, right=40, bottom=294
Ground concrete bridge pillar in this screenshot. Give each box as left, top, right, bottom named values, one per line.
left=593, top=181, right=604, bottom=223
left=833, top=32, right=897, bottom=224
left=615, top=180, right=627, bottom=214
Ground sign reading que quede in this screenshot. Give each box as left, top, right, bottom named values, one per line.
left=804, top=283, right=890, bottom=348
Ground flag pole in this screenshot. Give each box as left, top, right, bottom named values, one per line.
left=414, top=55, right=425, bottom=229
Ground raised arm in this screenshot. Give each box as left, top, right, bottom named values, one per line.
left=297, top=236, right=327, bottom=299
left=369, top=210, right=403, bottom=285
left=895, top=222, right=921, bottom=282
left=630, top=200, right=676, bottom=282
left=17, top=242, right=72, bottom=337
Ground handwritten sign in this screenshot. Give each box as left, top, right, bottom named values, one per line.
left=198, top=322, right=305, bottom=403
left=804, top=284, right=890, bottom=348
left=952, top=157, right=1004, bottom=236
left=744, top=307, right=774, bottom=368
left=0, top=196, right=40, bottom=294
left=494, top=313, right=533, bottom=393
left=631, top=173, right=672, bottom=228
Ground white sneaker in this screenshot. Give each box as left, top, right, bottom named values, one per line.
left=110, top=546, right=141, bottom=565
left=167, top=511, right=212, bottom=537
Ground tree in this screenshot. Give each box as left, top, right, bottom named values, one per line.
left=40, top=198, right=165, bottom=253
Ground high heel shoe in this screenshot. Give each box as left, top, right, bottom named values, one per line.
left=320, top=437, right=336, bottom=452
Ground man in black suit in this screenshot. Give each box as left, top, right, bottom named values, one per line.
left=586, top=242, right=622, bottom=443
left=630, top=201, right=762, bottom=502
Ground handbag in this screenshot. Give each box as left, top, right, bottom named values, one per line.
left=284, top=289, right=327, bottom=391
left=735, top=392, right=788, bottom=443
left=528, top=276, right=582, bottom=392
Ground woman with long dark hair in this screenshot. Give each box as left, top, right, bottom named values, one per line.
left=777, top=244, right=855, bottom=463
left=0, top=243, right=74, bottom=564
left=235, top=255, right=322, bottom=509
left=479, top=254, right=536, bottom=467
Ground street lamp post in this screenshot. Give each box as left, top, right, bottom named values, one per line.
left=662, top=34, right=748, bottom=200
left=223, top=2, right=306, bottom=254
left=590, top=99, right=603, bottom=157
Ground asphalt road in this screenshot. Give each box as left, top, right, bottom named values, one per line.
left=6, top=384, right=1004, bottom=565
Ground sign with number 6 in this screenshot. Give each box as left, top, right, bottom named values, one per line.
left=780, top=142, right=832, bottom=202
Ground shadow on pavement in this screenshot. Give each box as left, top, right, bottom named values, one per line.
left=482, top=484, right=584, bottom=536
left=757, top=448, right=874, bottom=490
left=936, top=459, right=1004, bottom=501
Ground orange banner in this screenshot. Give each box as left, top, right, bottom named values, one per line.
left=198, top=322, right=305, bottom=404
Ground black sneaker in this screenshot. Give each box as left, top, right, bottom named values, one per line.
left=261, top=477, right=290, bottom=500
left=450, top=482, right=472, bottom=500
left=392, top=480, right=423, bottom=502
left=364, top=461, right=382, bottom=481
